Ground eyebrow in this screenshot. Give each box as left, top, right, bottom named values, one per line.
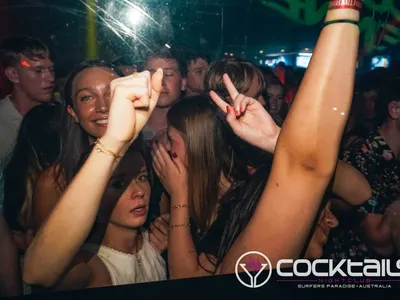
left=74, top=87, right=95, bottom=98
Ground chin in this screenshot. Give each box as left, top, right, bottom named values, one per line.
left=157, top=98, right=178, bottom=109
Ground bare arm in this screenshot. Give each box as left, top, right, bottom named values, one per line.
left=23, top=135, right=122, bottom=287
left=152, top=143, right=215, bottom=278
left=168, top=194, right=215, bottom=278
left=219, top=5, right=361, bottom=272
left=332, top=160, right=372, bottom=206
left=23, top=70, right=163, bottom=287
left=0, top=214, right=22, bottom=297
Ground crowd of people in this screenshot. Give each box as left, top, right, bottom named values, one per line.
left=0, top=1, right=399, bottom=296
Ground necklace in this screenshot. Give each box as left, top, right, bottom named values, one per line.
left=135, top=231, right=143, bottom=267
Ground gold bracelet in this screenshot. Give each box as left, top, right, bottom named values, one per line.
left=170, top=223, right=191, bottom=229
left=94, top=138, right=124, bottom=163
left=171, top=204, right=190, bottom=210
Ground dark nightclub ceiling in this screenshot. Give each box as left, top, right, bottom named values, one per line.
left=0, top=0, right=398, bottom=73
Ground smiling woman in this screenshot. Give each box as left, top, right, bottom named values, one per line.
left=31, top=60, right=124, bottom=232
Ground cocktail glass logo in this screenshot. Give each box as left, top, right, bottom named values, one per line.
left=235, top=251, right=272, bottom=288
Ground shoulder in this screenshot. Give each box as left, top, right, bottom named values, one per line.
left=35, top=164, right=64, bottom=191
left=86, top=252, right=113, bottom=288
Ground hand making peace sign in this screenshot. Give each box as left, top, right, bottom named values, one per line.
left=209, top=74, right=281, bottom=154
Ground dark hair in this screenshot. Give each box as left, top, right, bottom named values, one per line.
left=167, top=95, right=273, bottom=234
left=3, top=103, right=61, bottom=231
left=205, top=58, right=266, bottom=101
left=77, top=133, right=156, bottom=227
left=144, top=47, right=187, bottom=77
left=55, top=60, right=124, bottom=189
left=375, top=77, right=400, bottom=127
left=0, top=36, right=51, bottom=68
left=184, top=50, right=210, bottom=68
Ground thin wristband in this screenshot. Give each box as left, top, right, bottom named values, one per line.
left=94, top=138, right=124, bottom=163
left=170, top=223, right=191, bottom=229
left=328, top=0, right=363, bottom=11
left=322, top=19, right=359, bottom=29
left=171, top=204, right=190, bottom=210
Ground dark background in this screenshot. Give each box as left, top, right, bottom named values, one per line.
left=0, top=0, right=398, bottom=75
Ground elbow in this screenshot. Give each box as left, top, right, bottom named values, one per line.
left=298, top=156, right=337, bottom=179
left=22, top=259, right=54, bottom=288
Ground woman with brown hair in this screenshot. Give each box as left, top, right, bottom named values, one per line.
left=205, top=58, right=267, bottom=106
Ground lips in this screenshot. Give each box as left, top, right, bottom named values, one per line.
left=130, top=204, right=147, bottom=216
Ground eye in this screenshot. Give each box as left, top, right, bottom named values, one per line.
left=137, top=174, right=149, bottom=182
left=80, top=95, right=92, bottom=101
left=111, top=179, right=127, bottom=190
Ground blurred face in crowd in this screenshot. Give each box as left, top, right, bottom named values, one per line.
left=144, top=58, right=187, bottom=109
left=7, top=54, right=55, bottom=102
left=100, top=151, right=151, bottom=229
left=186, top=58, right=209, bottom=95
left=166, top=126, right=187, bottom=166
left=304, top=201, right=338, bottom=260
left=67, top=67, right=120, bottom=140
left=363, top=89, right=378, bottom=120
left=266, top=84, right=284, bottom=114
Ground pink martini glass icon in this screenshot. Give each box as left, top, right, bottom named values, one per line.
left=235, top=251, right=272, bottom=288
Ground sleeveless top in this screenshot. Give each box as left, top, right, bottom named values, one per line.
left=82, top=230, right=167, bottom=286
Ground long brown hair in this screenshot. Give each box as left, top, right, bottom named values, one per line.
left=167, top=96, right=256, bottom=234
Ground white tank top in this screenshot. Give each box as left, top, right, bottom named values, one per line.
left=82, top=230, right=167, bottom=286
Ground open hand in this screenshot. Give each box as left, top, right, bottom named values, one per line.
left=210, top=74, right=281, bottom=153
left=152, top=143, right=188, bottom=199
left=105, top=69, right=163, bottom=144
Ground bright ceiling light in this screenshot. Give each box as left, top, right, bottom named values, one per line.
left=126, top=7, right=145, bottom=26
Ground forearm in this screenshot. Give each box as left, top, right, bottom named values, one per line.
left=332, top=160, right=371, bottom=206
left=278, top=6, right=360, bottom=172
left=23, top=136, right=127, bottom=287
left=168, top=194, right=209, bottom=278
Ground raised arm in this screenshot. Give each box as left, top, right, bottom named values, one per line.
left=23, top=70, right=163, bottom=287
left=212, top=1, right=361, bottom=273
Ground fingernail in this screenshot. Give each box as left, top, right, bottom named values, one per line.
left=226, top=105, right=230, bottom=113
left=240, top=107, right=244, bottom=113
left=157, top=68, right=163, bottom=73
left=172, top=153, right=177, bottom=158
left=235, top=110, right=240, bottom=116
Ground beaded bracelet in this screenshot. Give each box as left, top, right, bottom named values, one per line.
left=322, top=19, right=359, bottom=29
left=170, top=223, right=191, bottom=229
left=328, top=0, right=363, bottom=11
left=171, top=204, right=190, bottom=210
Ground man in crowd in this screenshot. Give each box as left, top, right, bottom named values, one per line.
left=184, top=51, right=209, bottom=97
left=0, top=36, right=55, bottom=163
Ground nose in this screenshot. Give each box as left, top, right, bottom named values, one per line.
left=95, top=94, right=110, bottom=113
left=130, top=181, right=145, bottom=199
left=43, top=69, right=55, bottom=84
left=324, top=209, right=339, bottom=229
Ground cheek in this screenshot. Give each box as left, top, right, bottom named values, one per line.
left=76, top=104, right=95, bottom=124
left=20, top=71, right=41, bottom=87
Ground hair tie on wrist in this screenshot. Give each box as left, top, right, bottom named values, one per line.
left=322, top=19, right=359, bottom=29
